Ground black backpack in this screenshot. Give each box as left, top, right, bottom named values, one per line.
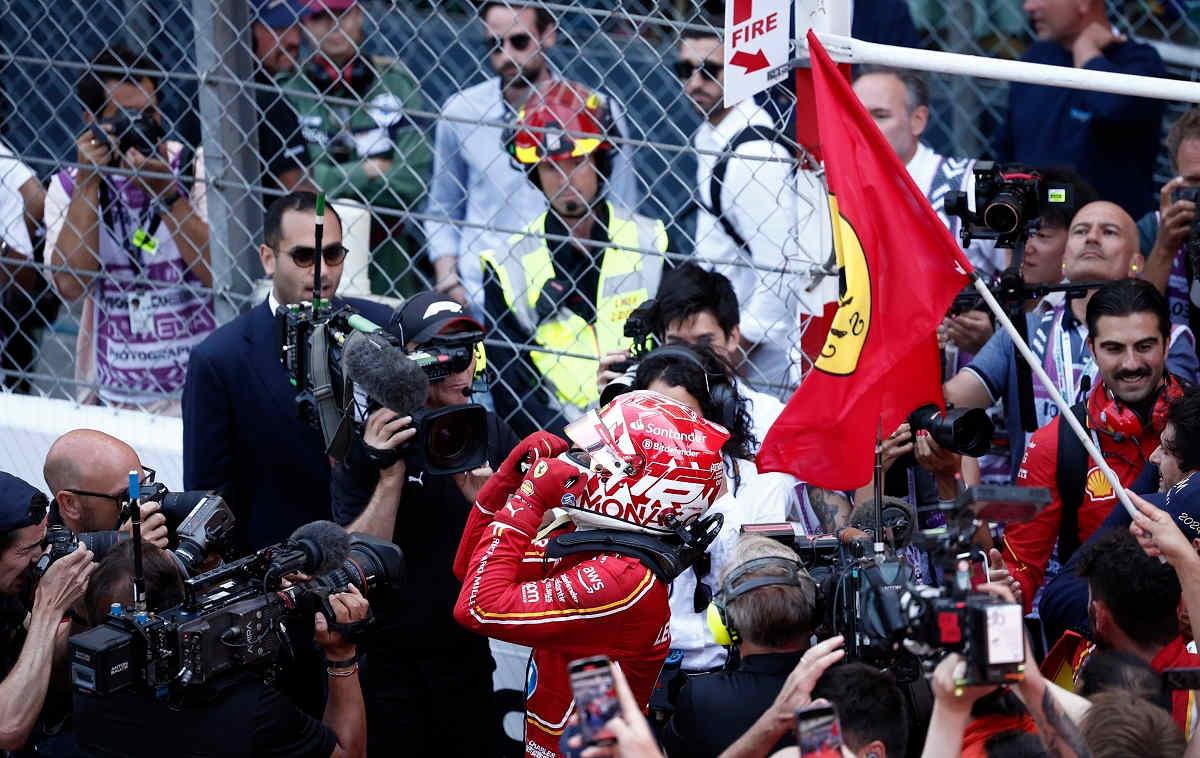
left=1053, top=402, right=1092, bottom=564
left=704, top=125, right=804, bottom=254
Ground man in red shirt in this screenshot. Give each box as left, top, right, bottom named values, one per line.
left=1004, top=278, right=1184, bottom=609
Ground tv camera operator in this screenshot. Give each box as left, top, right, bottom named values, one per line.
left=70, top=534, right=376, bottom=758
left=0, top=473, right=95, bottom=755
left=329, top=290, right=519, bottom=756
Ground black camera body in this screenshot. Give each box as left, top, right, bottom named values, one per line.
left=598, top=299, right=659, bottom=406
left=1172, top=186, right=1200, bottom=261
left=907, top=404, right=994, bottom=458
left=91, top=108, right=164, bottom=158
left=69, top=533, right=404, bottom=697
left=945, top=162, right=1074, bottom=249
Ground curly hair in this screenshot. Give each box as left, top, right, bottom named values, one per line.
left=1076, top=529, right=1181, bottom=648
left=1163, top=384, right=1200, bottom=474
left=1167, top=107, right=1200, bottom=173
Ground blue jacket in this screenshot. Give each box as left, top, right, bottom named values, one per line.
left=991, top=39, right=1166, bottom=218
left=182, top=297, right=392, bottom=550
left=852, top=0, right=921, bottom=49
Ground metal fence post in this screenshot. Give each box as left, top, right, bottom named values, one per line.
left=192, top=0, right=261, bottom=324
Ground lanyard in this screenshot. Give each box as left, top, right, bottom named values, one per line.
left=1047, top=305, right=1095, bottom=405
left=101, top=180, right=162, bottom=278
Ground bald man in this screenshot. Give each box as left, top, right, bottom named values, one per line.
left=944, top=201, right=1199, bottom=477
left=43, top=430, right=168, bottom=547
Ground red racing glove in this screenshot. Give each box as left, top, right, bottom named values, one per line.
left=476, top=431, right=568, bottom=514
left=492, top=458, right=588, bottom=535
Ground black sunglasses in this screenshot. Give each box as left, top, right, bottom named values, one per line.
left=63, top=467, right=156, bottom=505
left=692, top=552, right=713, bottom=613
left=282, top=244, right=349, bottom=268
left=485, top=33, right=533, bottom=54
left=674, top=60, right=723, bottom=82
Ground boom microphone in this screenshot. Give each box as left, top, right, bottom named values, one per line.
left=343, top=330, right=429, bottom=417
left=266, top=521, right=352, bottom=584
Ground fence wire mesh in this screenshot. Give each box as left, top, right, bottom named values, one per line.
left=0, top=0, right=1198, bottom=438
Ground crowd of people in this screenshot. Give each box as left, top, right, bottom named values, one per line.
left=3, top=0, right=1200, bottom=756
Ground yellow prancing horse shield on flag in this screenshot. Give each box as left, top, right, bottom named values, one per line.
left=816, top=194, right=872, bottom=376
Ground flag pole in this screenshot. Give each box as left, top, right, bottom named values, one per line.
left=969, top=273, right=1137, bottom=520
left=873, top=420, right=885, bottom=555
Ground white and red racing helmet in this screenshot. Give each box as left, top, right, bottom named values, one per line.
left=561, top=390, right=730, bottom=535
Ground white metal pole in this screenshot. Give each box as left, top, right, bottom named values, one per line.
left=808, top=32, right=1200, bottom=104
left=970, top=276, right=1138, bottom=520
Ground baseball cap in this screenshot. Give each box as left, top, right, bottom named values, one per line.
left=303, top=0, right=356, bottom=14
left=250, top=0, right=309, bottom=27
left=386, top=291, right=484, bottom=347
left=1141, top=474, right=1200, bottom=542
left=0, top=472, right=47, bottom=533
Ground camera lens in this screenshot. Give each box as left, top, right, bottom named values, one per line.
left=427, top=413, right=472, bottom=465
left=982, top=199, right=1020, bottom=235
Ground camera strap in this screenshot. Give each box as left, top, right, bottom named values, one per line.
left=310, top=321, right=354, bottom=460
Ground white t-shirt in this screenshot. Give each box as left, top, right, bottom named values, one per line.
left=0, top=140, right=34, bottom=256
left=738, top=378, right=784, bottom=452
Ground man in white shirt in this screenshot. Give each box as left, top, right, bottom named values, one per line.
left=0, top=141, right=43, bottom=377
left=424, top=1, right=637, bottom=311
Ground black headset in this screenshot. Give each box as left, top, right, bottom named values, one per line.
left=706, top=556, right=814, bottom=646
left=305, top=56, right=376, bottom=97
left=640, top=344, right=740, bottom=432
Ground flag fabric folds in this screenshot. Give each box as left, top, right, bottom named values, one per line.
left=756, top=31, right=974, bottom=490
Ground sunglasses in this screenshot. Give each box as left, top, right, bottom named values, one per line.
left=63, top=467, right=157, bottom=505
left=674, top=60, right=724, bottom=82
left=693, top=552, right=713, bottom=613
left=281, top=244, right=349, bottom=268
left=484, top=32, right=533, bottom=54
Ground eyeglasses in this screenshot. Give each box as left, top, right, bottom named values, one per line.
left=63, top=467, right=156, bottom=505
left=484, top=32, right=533, bottom=55
left=674, top=60, right=723, bottom=82
left=281, top=244, right=349, bottom=268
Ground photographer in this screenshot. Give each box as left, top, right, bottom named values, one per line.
left=72, top=541, right=368, bottom=757
left=329, top=290, right=518, bottom=756
left=42, top=429, right=167, bottom=549
left=661, top=535, right=822, bottom=757
left=0, top=473, right=94, bottom=753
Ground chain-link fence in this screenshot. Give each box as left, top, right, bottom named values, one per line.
left=1, top=0, right=1198, bottom=437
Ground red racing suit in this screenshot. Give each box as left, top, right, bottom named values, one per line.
left=453, top=458, right=670, bottom=758
left=1005, top=377, right=1180, bottom=611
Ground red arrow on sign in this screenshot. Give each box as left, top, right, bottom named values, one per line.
left=733, top=0, right=753, bottom=25
left=730, top=49, right=769, bottom=73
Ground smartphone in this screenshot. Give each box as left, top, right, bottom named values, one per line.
left=568, top=655, right=620, bottom=746
left=795, top=703, right=843, bottom=758
left=1163, top=667, right=1200, bottom=690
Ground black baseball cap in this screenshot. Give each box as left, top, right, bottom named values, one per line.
left=0, top=472, right=47, bottom=533
left=386, top=291, right=484, bottom=347
left=1141, top=474, right=1200, bottom=543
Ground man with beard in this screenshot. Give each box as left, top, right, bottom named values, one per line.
left=1004, top=278, right=1187, bottom=612
left=425, top=2, right=637, bottom=310
left=481, top=80, right=667, bottom=438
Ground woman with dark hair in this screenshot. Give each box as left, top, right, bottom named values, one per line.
left=631, top=342, right=790, bottom=676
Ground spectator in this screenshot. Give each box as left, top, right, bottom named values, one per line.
left=0, top=473, right=94, bottom=754
left=72, top=541, right=369, bottom=758
left=182, top=191, right=390, bottom=551
left=482, top=80, right=667, bottom=438
left=329, top=291, right=518, bottom=756
left=631, top=345, right=788, bottom=674
left=282, top=0, right=432, bottom=297
left=677, top=25, right=820, bottom=395
left=992, top=0, right=1166, bottom=217
left=42, top=428, right=168, bottom=549
left=661, top=534, right=822, bottom=757
left=425, top=1, right=638, bottom=310
left=0, top=140, right=43, bottom=386
left=1076, top=529, right=1198, bottom=732
left=945, top=201, right=1198, bottom=476
left=1078, top=691, right=1185, bottom=758
left=1016, top=168, right=1101, bottom=294
left=45, top=45, right=212, bottom=412
left=249, top=0, right=312, bottom=195
left=1138, top=107, right=1200, bottom=333
left=810, top=663, right=910, bottom=758
left=851, top=0, right=921, bottom=50
left=1002, top=278, right=1185, bottom=610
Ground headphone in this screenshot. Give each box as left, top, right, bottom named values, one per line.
left=641, top=344, right=740, bottom=432
left=1089, top=376, right=1173, bottom=445
left=305, top=56, right=376, bottom=97
left=706, top=556, right=814, bottom=646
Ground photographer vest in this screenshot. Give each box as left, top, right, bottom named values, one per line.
left=480, top=203, right=666, bottom=413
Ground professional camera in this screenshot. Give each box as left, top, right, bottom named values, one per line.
left=907, top=404, right=993, bottom=458
left=945, top=162, right=1074, bottom=249
left=90, top=108, right=164, bottom=158
left=277, top=300, right=488, bottom=474
left=598, top=299, right=659, bottom=406
left=746, top=485, right=1048, bottom=686
left=1172, top=186, right=1200, bottom=261
left=37, top=491, right=235, bottom=579
left=69, top=531, right=404, bottom=697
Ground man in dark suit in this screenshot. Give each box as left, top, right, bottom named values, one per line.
left=182, top=191, right=391, bottom=551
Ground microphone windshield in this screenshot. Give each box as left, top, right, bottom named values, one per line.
left=289, top=520, right=352, bottom=576
left=343, top=331, right=429, bottom=417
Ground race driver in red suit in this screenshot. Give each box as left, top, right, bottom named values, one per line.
left=1005, top=278, right=1184, bottom=611
left=454, top=390, right=730, bottom=758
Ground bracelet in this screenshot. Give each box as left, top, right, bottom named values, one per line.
left=325, top=654, right=358, bottom=669
left=327, top=664, right=359, bottom=677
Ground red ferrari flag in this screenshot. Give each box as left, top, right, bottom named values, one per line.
left=756, top=32, right=973, bottom=490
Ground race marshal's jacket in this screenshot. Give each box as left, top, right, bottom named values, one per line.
left=481, top=202, right=667, bottom=436
left=453, top=496, right=670, bottom=758
left=1005, top=375, right=1183, bottom=611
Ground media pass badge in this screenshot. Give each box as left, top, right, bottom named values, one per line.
left=723, top=0, right=791, bottom=107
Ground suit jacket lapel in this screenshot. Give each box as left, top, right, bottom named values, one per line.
left=245, top=301, right=296, bottom=420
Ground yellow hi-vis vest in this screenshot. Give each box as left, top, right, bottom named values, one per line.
left=480, top=203, right=667, bottom=414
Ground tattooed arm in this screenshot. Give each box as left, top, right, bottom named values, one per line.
left=805, top=485, right=852, bottom=533
left=1020, top=676, right=1091, bottom=758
